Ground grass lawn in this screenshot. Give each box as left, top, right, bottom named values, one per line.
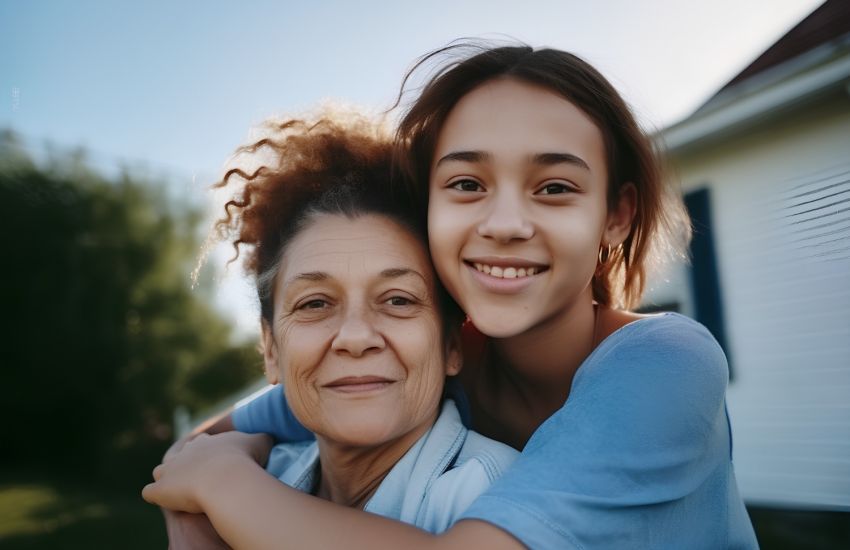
left=0, top=474, right=166, bottom=549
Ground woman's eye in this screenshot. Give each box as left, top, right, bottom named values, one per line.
left=298, top=299, right=328, bottom=310
left=537, top=182, right=574, bottom=195
left=449, top=179, right=484, bottom=192
left=386, top=296, right=413, bottom=307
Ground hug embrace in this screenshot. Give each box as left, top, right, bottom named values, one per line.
left=142, top=42, right=759, bottom=549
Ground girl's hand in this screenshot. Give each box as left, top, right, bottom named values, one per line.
left=142, top=432, right=273, bottom=513
left=164, top=509, right=231, bottom=550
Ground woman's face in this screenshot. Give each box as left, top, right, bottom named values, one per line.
left=428, top=78, right=614, bottom=338
left=262, top=214, right=459, bottom=448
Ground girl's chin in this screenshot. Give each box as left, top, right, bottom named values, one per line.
left=465, top=308, right=536, bottom=339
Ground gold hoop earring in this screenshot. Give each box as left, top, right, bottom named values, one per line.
left=598, top=243, right=613, bottom=265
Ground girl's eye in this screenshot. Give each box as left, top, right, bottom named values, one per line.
left=537, top=182, right=574, bottom=195
left=449, top=179, right=484, bottom=192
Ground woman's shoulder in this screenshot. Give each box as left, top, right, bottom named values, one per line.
left=265, top=440, right=318, bottom=488
left=454, top=428, right=519, bottom=479
left=407, top=402, right=518, bottom=533
left=432, top=399, right=519, bottom=479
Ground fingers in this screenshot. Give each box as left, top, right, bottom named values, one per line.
left=143, top=462, right=165, bottom=505
left=141, top=481, right=157, bottom=504
left=163, top=435, right=191, bottom=462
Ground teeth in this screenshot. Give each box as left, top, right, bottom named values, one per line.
left=471, top=263, right=543, bottom=279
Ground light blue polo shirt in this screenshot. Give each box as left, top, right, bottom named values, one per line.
left=264, top=399, right=518, bottom=533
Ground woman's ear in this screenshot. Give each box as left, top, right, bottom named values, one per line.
left=261, top=320, right=280, bottom=385
left=444, top=331, right=463, bottom=377
left=604, top=182, right=637, bottom=246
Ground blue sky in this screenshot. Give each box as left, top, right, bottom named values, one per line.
left=0, top=0, right=824, bottom=335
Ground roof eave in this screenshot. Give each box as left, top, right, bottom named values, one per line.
left=660, top=41, right=850, bottom=154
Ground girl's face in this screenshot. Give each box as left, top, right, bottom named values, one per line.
left=428, top=78, right=613, bottom=337
left=262, top=214, right=460, bottom=448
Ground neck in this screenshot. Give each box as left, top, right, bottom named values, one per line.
left=492, top=290, right=598, bottom=410
left=313, top=412, right=436, bottom=509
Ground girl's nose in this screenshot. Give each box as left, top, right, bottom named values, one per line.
left=477, top=192, right=534, bottom=243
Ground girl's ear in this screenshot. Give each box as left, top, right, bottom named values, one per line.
left=444, top=331, right=463, bottom=377
left=261, top=320, right=280, bottom=385
left=604, top=182, right=637, bottom=246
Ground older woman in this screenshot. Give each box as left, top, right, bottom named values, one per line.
left=145, top=114, right=517, bottom=542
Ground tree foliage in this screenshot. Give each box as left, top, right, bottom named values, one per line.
left=0, top=132, right=260, bottom=486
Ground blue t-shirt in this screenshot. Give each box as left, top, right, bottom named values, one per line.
left=233, top=313, right=758, bottom=549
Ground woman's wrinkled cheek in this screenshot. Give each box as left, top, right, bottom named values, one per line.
left=403, top=320, right=448, bottom=423
left=277, top=320, right=326, bottom=428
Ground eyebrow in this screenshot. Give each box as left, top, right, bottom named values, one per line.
left=435, top=150, right=590, bottom=171
left=533, top=152, right=590, bottom=171
left=380, top=268, right=428, bottom=285
left=284, top=268, right=426, bottom=287
left=284, top=271, right=328, bottom=287
left=434, top=150, right=490, bottom=167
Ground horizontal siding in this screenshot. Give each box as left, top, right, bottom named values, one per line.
left=659, top=100, right=850, bottom=510
left=730, top=157, right=849, bottom=510
left=725, top=159, right=850, bottom=510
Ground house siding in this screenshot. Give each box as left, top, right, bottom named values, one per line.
left=649, top=91, right=850, bottom=510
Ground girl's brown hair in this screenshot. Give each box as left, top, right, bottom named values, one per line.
left=394, top=43, right=690, bottom=309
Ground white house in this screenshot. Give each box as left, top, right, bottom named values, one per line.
left=648, top=0, right=850, bottom=511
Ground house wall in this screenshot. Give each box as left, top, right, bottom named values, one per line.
left=648, top=90, right=850, bottom=510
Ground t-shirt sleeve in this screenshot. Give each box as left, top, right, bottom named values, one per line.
left=231, top=384, right=315, bottom=443
left=459, top=315, right=742, bottom=549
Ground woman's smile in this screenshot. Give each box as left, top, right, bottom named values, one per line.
left=322, top=375, right=397, bottom=394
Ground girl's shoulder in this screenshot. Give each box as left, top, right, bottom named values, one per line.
left=576, top=312, right=729, bottom=391
left=599, top=311, right=718, bottom=351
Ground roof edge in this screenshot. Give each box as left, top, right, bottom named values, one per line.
left=659, top=37, right=850, bottom=153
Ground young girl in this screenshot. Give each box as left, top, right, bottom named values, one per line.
left=144, top=44, right=758, bottom=549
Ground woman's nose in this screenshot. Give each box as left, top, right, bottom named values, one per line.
left=330, top=307, right=385, bottom=357
left=476, top=192, right=534, bottom=243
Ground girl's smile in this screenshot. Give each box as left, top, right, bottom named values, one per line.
left=464, top=258, right=547, bottom=294
left=428, top=78, right=619, bottom=338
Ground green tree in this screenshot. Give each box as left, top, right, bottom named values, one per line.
left=0, top=133, right=259, bottom=487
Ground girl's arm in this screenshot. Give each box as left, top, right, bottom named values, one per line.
left=163, top=509, right=230, bottom=550
left=143, top=435, right=523, bottom=550
left=166, top=384, right=311, bottom=464
left=160, top=385, right=309, bottom=549
left=204, top=465, right=522, bottom=550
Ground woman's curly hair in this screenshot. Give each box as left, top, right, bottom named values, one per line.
left=209, top=111, right=446, bottom=328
